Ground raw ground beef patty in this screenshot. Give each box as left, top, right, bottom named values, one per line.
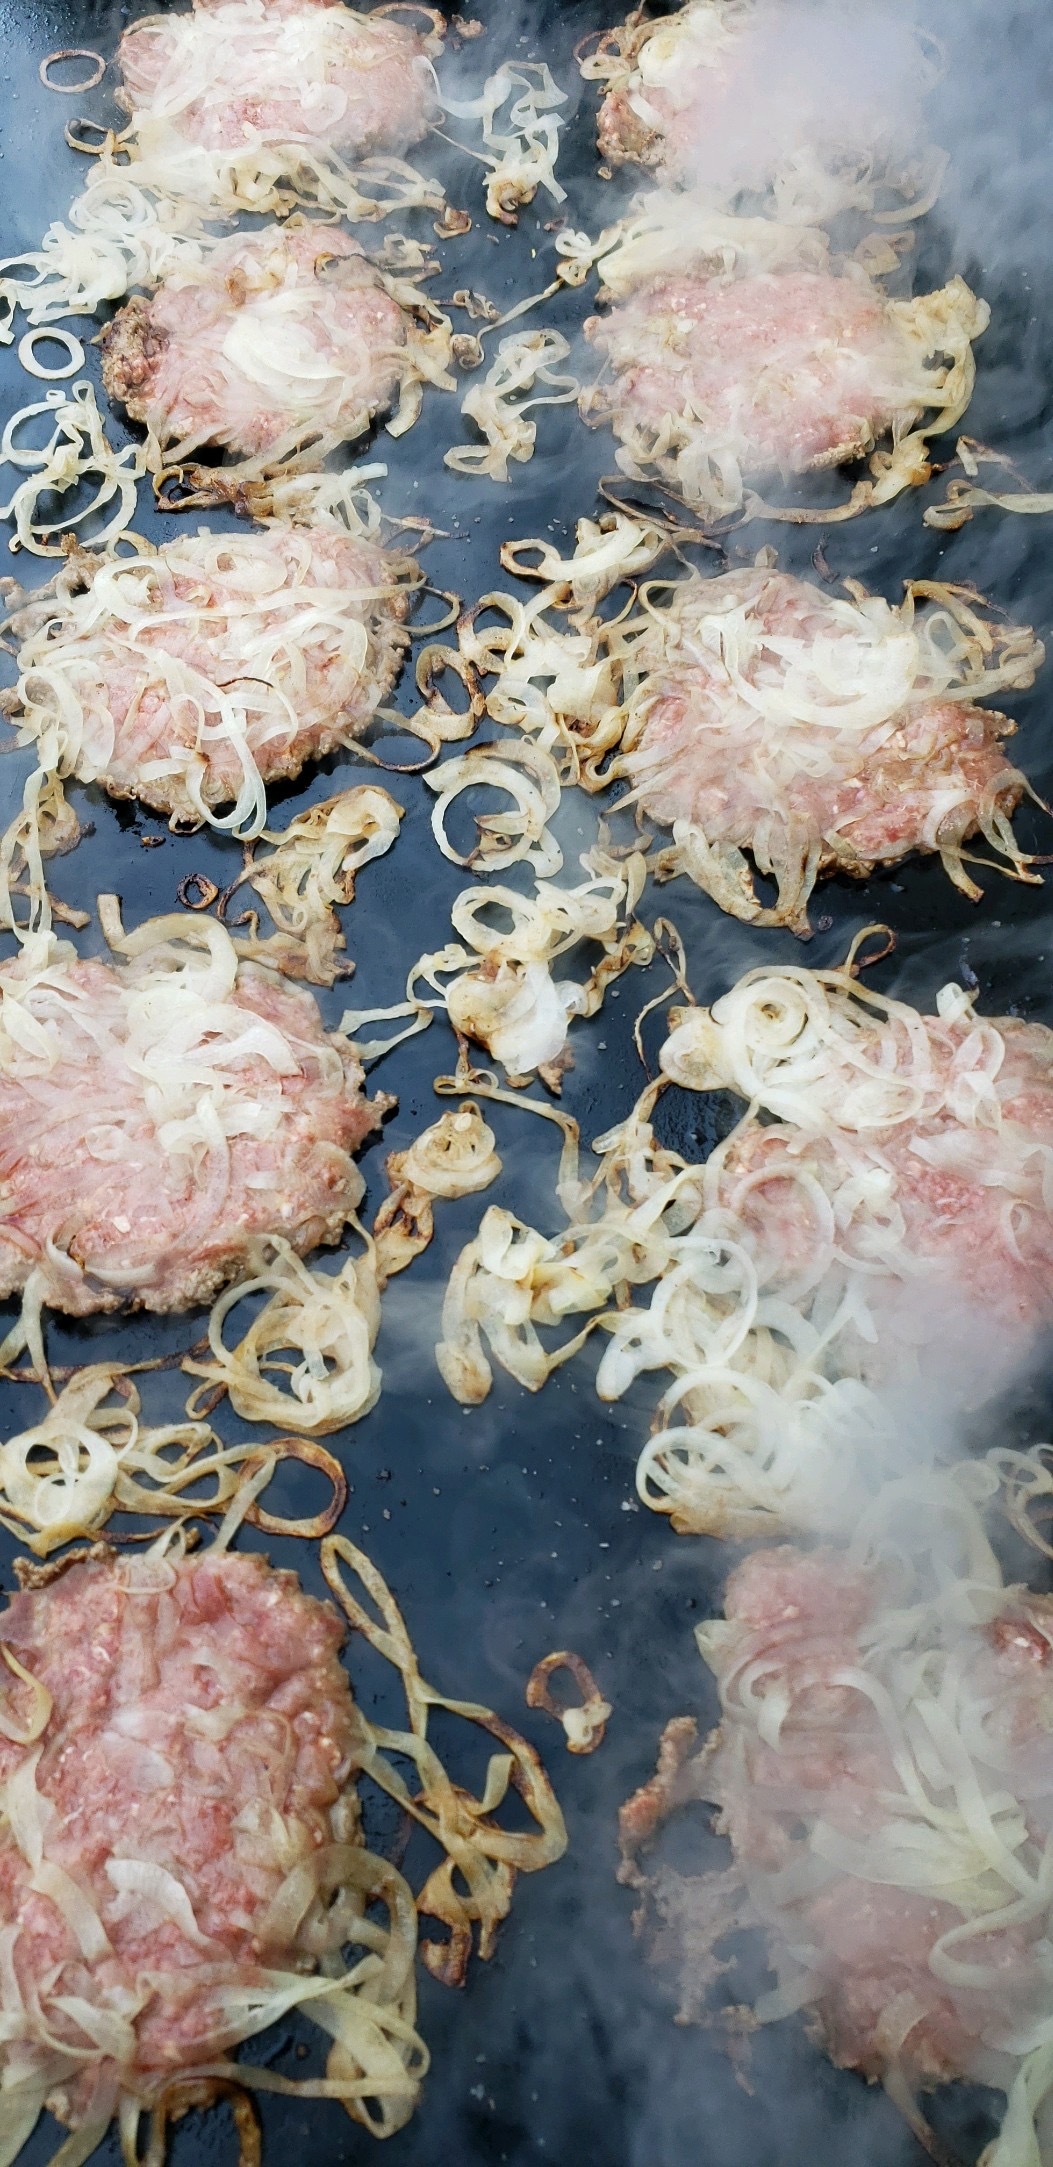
left=620, top=1544, right=1053, bottom=2101
left=585, top=266, right=934, bottom=484
left=118, top=0, right=439, bottom=160
left=0, top=1545, right=361, bottom=2133
left=7, top=527, right=414, bottom=829
left=0, top=920, right=385, bottom=1314
left=100, top=223, right=413, bottom=467
left=711, top=1047, right=1053, bottom=1346
left=618, top=566, right=1033, bottom=927
left=592, top=0, right=926, bottom=201
left=662, top=965, right=1053, bottom=1347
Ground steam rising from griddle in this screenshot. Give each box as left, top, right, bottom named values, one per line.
left=639, top=0, right=933, bottom=202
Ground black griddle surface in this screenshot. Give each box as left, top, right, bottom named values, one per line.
left=0, top=1, right=1051, bottom=2161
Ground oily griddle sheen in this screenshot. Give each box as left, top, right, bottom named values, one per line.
left=2, top=0, right=1053, bottom=2165
left=0, top=927, right=385, bottom=1314
left=0, top=1546, right=363, bottom=2134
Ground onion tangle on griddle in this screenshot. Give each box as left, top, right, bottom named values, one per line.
left=323, top=1536, right=568, bottom=1986
left=0, top=771, right=84, bottom=941
left=0, top=1365, right=347, bottom=1553
left=440, top=62, right=568, bottom=226
left=925, top=435, right=1053, bottom=531
left=0, top=167, right=210, bottom=329
left=185, top=1231, right=383, bottom=1435
left=444, top=329, right=578, bottom=483
left=0, top=381, right=146, bottom=558
left=186, top=1104, right=503, bottom=1431
left=373, top=1102, right=502, bottom=1281
left=425, top=739, right=563, bottom=876
left=345, top=847, right=654, bottom=1086
left=230, top=786, right=405, bottom=982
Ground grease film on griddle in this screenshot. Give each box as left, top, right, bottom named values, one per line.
left=0, top=1, right=1051, bottom=2165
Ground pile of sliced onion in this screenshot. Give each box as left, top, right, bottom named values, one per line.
left=232, top=786, right=405, bottom=982
left=0, top=769, right=84, bottom=941
left=350, top=845, right=654, bottom=1086
left=374, top=1102, right=502, bottom=1281
left=457, top=511, right=672, bottom=776
left=185, top=1232, right=382, bottom=1435
left=660, top=944, right=1004, bottom=1134
left=0, top=164, right=210, bottom=326
left=342, top=843, right=653, bottom=1082
left=125, top=136, right=447, bottom=230
left=435, top=1085, right=688, bottom=1404
left=0, top=380, right=146, bottom=557
left=426, top=739, right=563, bottom=875
left=444, top=328, right=577, bottom=483
left=186, top=1102, right=503, bottom=1429
left=436, top=940, right=1053, bottom=1537
left=202, top=459, right=389, bottom=535
left=0, top=91, right=445, bottom=333
left=925, top=434, right=1053, bottom=531
left=442, top=62, right=568, bottom=224
left=321, top=1535, right=567, bottom=1985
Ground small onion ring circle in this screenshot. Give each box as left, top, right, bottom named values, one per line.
left=17, top=329, right=84, bottom=381
left=245, top=1437, right=348, bottom=1540
left=526, top=1650, right=612, bottom=1753
left=39, top=48, right=105, bottom=93
left=371, top=2, right=445, bottom=29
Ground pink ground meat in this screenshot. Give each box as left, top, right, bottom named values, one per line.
left=699, top=1548, right=1053, bottom=2086
left=623, top=570, right=1024, bottom=897
left=15, top=528, right=411, bottom=824
left=586, top=268, right=922, bottom=477
left=0, top=1547, right=357, bottom=2127
left=0, top=942, right=384, bottom=1313
left=711, top=1008, right=1053, bottom=1338
left=118, top=0, right=437, bottom=159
